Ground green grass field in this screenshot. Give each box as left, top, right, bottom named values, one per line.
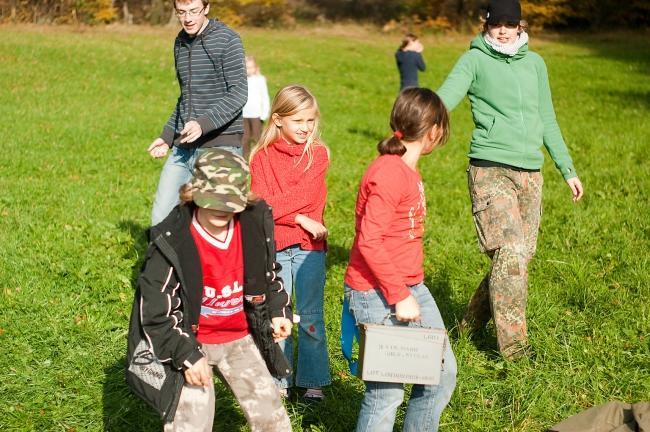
left=0, top=24, right=649, bottom=431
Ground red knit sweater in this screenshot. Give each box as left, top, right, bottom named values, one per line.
left=250, top=139, right=329, bottom=252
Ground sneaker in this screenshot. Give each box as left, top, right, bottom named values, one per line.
left=301, top=388, right=325, bottom=404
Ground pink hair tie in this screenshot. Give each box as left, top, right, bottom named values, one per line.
left=393, top=130, right=403, bottom=140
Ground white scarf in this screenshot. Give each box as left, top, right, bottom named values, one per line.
left=484, top=31, right=529, bottom=57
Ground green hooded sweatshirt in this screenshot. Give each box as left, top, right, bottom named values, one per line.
left=437, top=34, right=577, bottom=180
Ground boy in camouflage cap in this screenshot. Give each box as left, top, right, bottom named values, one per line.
left=127, top=148, right=293, bottom=431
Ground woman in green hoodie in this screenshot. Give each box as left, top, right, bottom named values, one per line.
left=436, top=0, right=583, bottom=360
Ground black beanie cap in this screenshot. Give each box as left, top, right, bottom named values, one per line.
left=486, top=0, right=521, bottom=25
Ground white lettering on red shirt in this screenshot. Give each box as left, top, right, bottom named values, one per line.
left=190, top=213, right=249, bottom=344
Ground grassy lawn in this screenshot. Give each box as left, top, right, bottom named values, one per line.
left=0, top=24, right=648, bottom=431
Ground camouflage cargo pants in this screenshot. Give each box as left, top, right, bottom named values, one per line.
left=164, top=335, right=291, bottom=432
left=464, top=165, right=543, bottom=359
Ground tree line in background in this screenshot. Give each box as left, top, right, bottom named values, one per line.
left=1, top=0, right=648, bottom=29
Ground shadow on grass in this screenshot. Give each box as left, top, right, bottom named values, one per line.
left=325, top=242, right=350, bottom=271
left=290, top=376, right=363, bottom=431
left=211, top=378, right=250, bottom=431
left=105, top=221, right=160, bottom=431
left=468, top=327, right=501, bottom=361
left=569, top=33, right=650, bottom=77
left=347, top=126, right=385, bottom=143
left=605, top=89, right=650, bottom=110
left=117, top=219, right=150, bottom=287
left=424, top=268, right=464, bottom=328
left=425, top=269, right=502, bottom=360
left=102, top=359, right=161, bottom=431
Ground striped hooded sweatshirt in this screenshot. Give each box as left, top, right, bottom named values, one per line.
left=160, top=19, right=248, bottom=149
left=437, top=34, right=577, bottom=180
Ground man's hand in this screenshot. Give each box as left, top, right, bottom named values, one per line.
left=183, top=356, right=212, bottom=387
left=566, top=177, right=584, bottom=202
left=180, top=121, right=202, bottom=144
left=271, top=317, right=292, bottom=342
left=148, top=138, right=170, bottom=158
left=395, top=294, right=421, bottom=322
left=295, top=214, right=328, bottom=241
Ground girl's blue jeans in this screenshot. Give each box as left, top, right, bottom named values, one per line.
left=344, top=283, right=457, bottom=432
left=276, top=245, right=331, bottom=389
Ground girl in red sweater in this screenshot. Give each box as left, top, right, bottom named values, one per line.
left=249, top=85, right=331, bottom=401
left=344, top=88, right=457, bottom=432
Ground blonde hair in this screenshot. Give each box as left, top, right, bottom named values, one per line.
left=250, top=84, right=327, bottom=170
left=245, top=55, right=260, bottom=74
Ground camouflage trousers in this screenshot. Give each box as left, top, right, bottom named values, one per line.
left=464, top=165, right=543, bottom=360
left=164, top=335, right=291, bottom=432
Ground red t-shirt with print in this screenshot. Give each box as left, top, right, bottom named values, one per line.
left=344, top=154, right=427, bottom=305
left=190, top=213, right=249, bottom=344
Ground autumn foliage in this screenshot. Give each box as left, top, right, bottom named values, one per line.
left=0, top=0, right=648, bottom=28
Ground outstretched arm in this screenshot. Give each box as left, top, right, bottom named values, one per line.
left=536, top=56, right=579, bottom=186
left=436, top=51, right=475, bottom=112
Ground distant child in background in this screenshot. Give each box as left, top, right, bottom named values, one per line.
left=249, top=84, right=331, bottom=402
left=396, top=33, right=426, bottom=91
left=343, top=87, right=457, bottom=432
left=242, top=56, right=271, bottom=159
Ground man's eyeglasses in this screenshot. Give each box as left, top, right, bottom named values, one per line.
left=175, top=6, right=205, bottom=18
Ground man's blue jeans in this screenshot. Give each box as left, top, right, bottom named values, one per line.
left=344, top=283, right=457, bottom=432
left=276, top=245, right=331, bottom=389
left=150, top=145, right=242, bottom=226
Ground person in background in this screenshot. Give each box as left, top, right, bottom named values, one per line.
left=242, top=55, right=271, bottom=160
left=147, top=0, right=247, bottom=226
left=343, top=87, right=457, bottom=432
left=249, top=84, right=331, bottom=403
left=436, top=0, right=584, bottom=360
left=396, top=33, right=426, bottom=91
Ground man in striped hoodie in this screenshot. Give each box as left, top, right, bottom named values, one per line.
left=148, top=0, right=248, bottom=226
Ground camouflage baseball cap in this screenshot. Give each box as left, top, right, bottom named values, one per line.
left=190, top=148, right=250, bottom=213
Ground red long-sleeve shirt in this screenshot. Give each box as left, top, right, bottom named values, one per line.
left=250, top=139, right=329, bottom=252
left=344, top=155, right=426, bottom=305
